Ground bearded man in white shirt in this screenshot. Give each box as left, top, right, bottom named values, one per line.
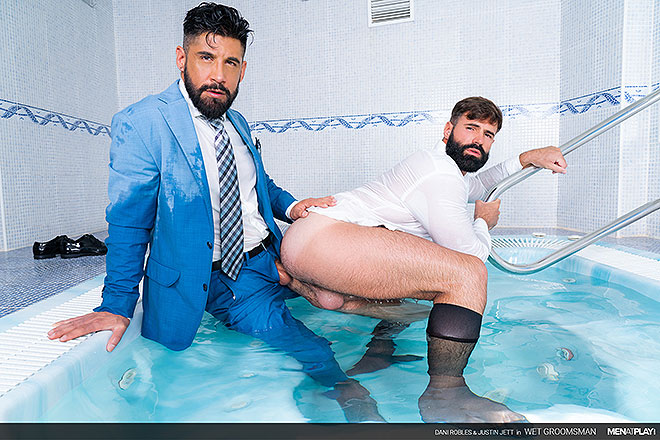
left=277, top=96, right=567, bottom=422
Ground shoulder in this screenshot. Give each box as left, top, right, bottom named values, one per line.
left=428, top=145, right=464, bottom=176
left=114, top=81, right=181, bottom=123
left=400, top=145, right=461, bottom=178
left=115, top=96, right=158, bottom=123
left=227, top=108, right=250, bottom=130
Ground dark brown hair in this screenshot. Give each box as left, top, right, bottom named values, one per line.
left=183, top=3, right=252, bottom=53
left=450, top=97, right=503, bottom=132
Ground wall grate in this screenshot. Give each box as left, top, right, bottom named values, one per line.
left=368, top=0, right=413, bottom=27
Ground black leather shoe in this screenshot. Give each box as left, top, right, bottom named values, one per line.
left=60, top=234, right=108, bottom=258
left=33, top=235, right=69, bottom=259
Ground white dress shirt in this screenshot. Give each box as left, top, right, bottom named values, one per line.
left=179, top=80, right=271, bottom=260
left=308, top=141, right=522, bottom=262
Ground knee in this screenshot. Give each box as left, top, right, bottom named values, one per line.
left=470, top=257, right=488, bottom=292
left=465, top=255, right=488, bottom=289
left=460, top=255, right=488, bottom=312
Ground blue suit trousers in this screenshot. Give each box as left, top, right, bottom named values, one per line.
left=206, top=244, right=347, bottom=387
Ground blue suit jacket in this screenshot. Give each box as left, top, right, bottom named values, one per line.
left=95, top=80, right=296, bottom=350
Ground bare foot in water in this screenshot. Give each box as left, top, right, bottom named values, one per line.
left=418, top=376, right=527, bottom=423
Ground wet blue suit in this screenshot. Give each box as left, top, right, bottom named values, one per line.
left=96, top=80, right=346, bottom=386
left=207, top=241, right=347, bottom=386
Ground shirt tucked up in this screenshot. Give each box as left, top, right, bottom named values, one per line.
left=308, top=141, right=522, bottom=262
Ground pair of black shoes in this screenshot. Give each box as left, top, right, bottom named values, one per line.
left=33, top=234, right=107, bottom=259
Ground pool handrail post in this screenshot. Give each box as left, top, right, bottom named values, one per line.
left=485, top=86, right=660, bottom=274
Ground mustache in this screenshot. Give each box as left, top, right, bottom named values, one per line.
left=199, top=83, right=231, bottom=96
left=461, top=143, right=486, bottom=157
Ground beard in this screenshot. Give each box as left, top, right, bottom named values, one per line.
left=183, top=66, right=239, bottom=120
left=445, top=131, right=489, bottom=173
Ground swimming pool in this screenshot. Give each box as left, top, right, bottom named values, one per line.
left=1, top=237, right=659, bottom=423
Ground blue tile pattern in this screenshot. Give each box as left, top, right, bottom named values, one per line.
left=249, top=83, right=660, bottom=133
left=0, top=98, right=110, bottom=137
left=0, top=232, right=108, bottom=317
left=250, top=111, right=438, bottom=134
left=2, top=84, right=657, bottom=137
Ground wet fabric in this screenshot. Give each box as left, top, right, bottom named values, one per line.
left=426, top=303, right=482, bottom=343
left=308, top=142, right=521, bottom=262
left=206, top=243, right=347, bottom=387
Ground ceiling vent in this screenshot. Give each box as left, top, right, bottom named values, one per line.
left=368, top=0, right=413, bottom=27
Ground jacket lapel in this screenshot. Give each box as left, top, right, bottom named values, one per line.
left=226, top=109, right=267, bottom=217
left=158, top=81, right=213, bottom=224
left=226, top=110, right=259, bottom=160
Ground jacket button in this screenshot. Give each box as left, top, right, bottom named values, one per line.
left=207, top=242, right=212, bottom=249
left=203, top=284, right=208, bottom=291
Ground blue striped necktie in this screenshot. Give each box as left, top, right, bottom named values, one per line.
left=211, top=119, right=244, bottom=280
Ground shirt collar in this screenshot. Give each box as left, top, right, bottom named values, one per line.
left=178, top=79, right=225, bottom=125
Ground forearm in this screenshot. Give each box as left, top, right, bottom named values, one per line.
left=95, top=224, right=151, bottom=319
left=468, top=158, right=521, bottom=202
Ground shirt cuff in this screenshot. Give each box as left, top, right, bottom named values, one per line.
left=505, top=156, right=524, bottom=175
left=473, top=217, right=490, bottom=235
left=473, top=218, right=492, bottom=262
left=285, top=201, right=298, bottom=220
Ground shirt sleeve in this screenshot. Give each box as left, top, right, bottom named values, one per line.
left=465, top=157, right=522, bottom=202
left=285, top=201, right=297, bottom=220
left=402, top=170, right=492, bottom=262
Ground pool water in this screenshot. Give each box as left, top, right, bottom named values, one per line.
left=40, top=257, right=660, bottom=422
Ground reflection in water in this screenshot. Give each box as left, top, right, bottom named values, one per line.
left=348, top=318, right=526, bottom=423
left=346, top=320, right=423, bottom=376
left=245, top=311, right=385, bottom=422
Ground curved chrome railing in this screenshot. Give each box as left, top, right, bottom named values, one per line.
left=485, top=87, right=660, bottom=274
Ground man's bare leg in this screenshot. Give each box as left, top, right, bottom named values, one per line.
left=276, top=263, right=431, bottom=322
left=281, top=213, right=487, bottom=312
left=280, top=213, right=523, bottom=422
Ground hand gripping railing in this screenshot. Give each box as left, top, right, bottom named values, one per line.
left=485, top=87, right=660, bottom=274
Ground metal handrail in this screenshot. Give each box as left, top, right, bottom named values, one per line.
left=485, top=87, right=660, bottom=274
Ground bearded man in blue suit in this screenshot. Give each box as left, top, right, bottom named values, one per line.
left=47, top=4, right=371, bottom=396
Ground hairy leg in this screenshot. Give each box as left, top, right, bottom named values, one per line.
left=281, top=214, right=524, bottom=423
left=280, top=213, right=487, bottom=313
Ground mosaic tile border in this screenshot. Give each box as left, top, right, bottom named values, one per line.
left=250, top=110, right=441, bottom=134
left=250, top=83, right=660, bottom=133
left=0, top=99, right=110, bottom=137
left=1, top=83, right=657, bottom=136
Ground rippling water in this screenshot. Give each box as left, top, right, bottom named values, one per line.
left=42, top=259, right=660, bottom=422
